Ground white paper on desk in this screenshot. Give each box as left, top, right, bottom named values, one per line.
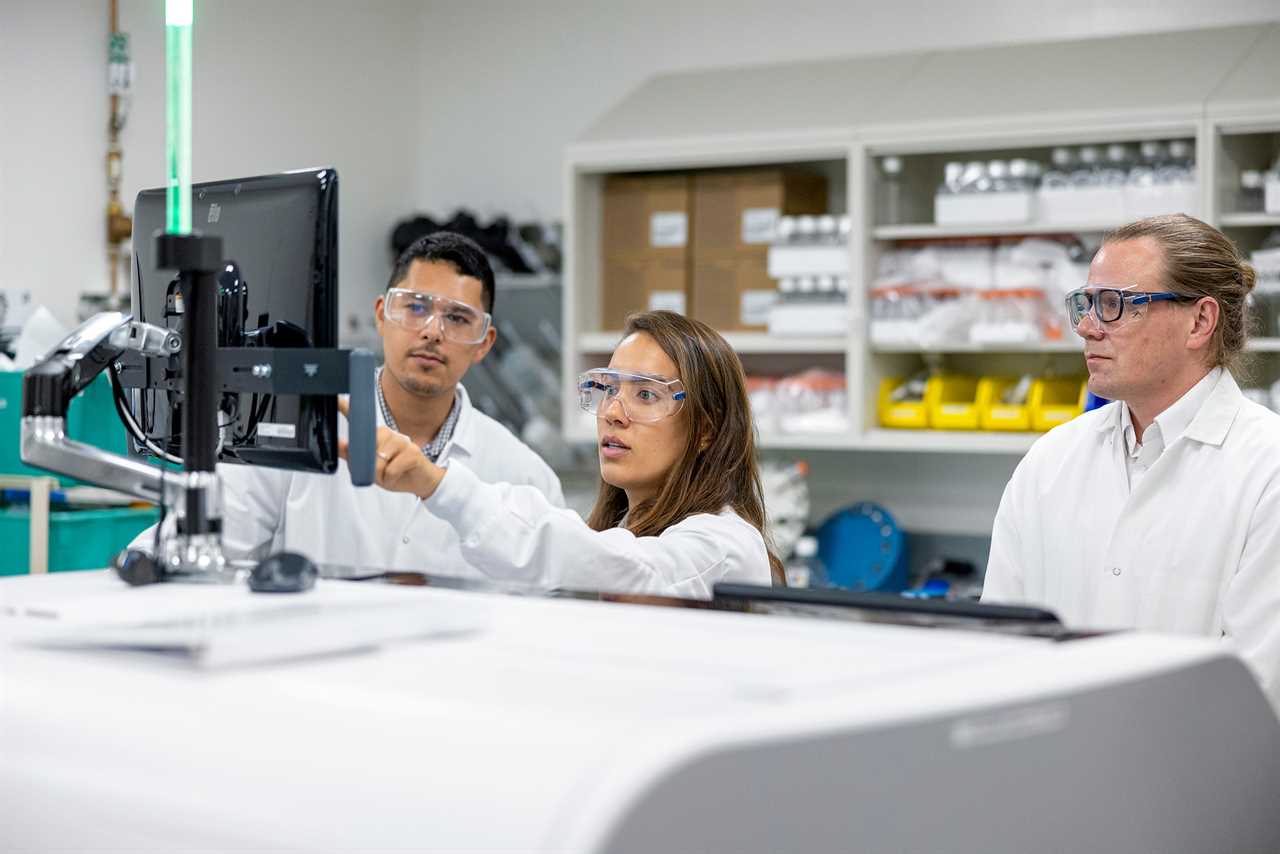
left=2, top=574, right=490, bottom=668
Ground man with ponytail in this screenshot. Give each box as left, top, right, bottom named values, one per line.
left=984, top=213, right=1280, bottom=712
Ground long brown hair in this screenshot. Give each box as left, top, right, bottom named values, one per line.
left=1105, top=214, right=1258, bottom=375
left=585, top=311, right=785, bottom=584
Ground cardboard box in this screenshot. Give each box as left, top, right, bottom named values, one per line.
left=691, top=169, right=827, bottom=331
left=602, top=174, right=693, bottom=330
left=692, top=252, right=778, bottom=331
left=601, top=254, right=689, bottom=325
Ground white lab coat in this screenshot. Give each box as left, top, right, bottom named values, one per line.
left=983, top=369, right=1280, bottom=708
left=132, top=384, right=565, bottom=579
left=426, top=459, right=773, bottom=598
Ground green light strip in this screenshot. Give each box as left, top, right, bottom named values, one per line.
left=165, top=0, right=193, bottom=234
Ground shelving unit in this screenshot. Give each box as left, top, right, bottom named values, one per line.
left=872, top=222, right=1116, bottom=240
left=578, top=332, right=846, bottom=355
left=563, top=22, right=1280, bottom=465
left=1219, top=213, right=1280, bottom=228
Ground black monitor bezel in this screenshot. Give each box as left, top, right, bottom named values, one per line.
left=129, top=168, right=339, bottom=473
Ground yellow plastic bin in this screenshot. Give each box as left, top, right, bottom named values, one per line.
left=977, top=376, right=1033, bottom=432
left=926, top=374, right=981, bottom=430
left=877, top=377, right=929, bottom=428
left=1030, top=376, right=1087, bottom=432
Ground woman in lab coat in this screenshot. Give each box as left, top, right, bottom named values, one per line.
left=340, top=310, right=781, bottom=597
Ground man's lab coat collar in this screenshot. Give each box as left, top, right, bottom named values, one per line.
left=1095, top=367, right=1243, bottom=448
left=443, top=383, right=479, bottom=461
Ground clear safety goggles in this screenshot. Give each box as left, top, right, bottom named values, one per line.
left=1065, top=285, right=1195, bottom=332
left=382, top=288, right=492, bottom=344
left=578, top=368, right=687, bottom=423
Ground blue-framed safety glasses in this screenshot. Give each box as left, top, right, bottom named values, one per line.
left=577, top=368, right=687, bottom=423
left=1065, top=286, right=1196, bottom=330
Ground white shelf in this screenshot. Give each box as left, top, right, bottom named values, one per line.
left=1219, top=213, right=1280, bottom=228
left=860, top=429, right=1041, bottom=454
left=873, top=221, right=1118, bottom=240
left=872, top=340, right=1082, bottom=354
left=876, top=339, right=1280, bottom=355
left=495, top=273, right=560, bottom=289
left=578, top=332, right=846, bottom=355
left=757, top=431, right=858, bottom=450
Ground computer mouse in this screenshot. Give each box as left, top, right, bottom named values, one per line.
left=113, top=548, right=166, bottom=586
left=248, top=551, right=318, bottom=593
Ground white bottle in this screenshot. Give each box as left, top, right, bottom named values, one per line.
left=816, top=215, right=838, bottom=246
left=1129, top=141, right=1165, bottom=188
left=785, top=535, right=828, bottom=589
left=1072, top=146, right=1101, bottom=188
left=960, top=161, right=987, bottom=194
left=795, top=215, right=818, bottom=245
left=879, top=155, right=905, bottom=225
left=1042, top=147, right=1075, bottom=190
left=939, top=161, right=965, bottom=196
left=987, top=160, right=1010, bottom=192
left=1161, top=140, right=1195, bottom=185
left=837, top=215, right=852, bottom=243
left=1008, top=158, right=1033, bottom=192
left=1101, top=144, right=1132, bottom=187
left=1241, top=170, right=1265, bottom=213
left=775, top=216, right=796, bottom=245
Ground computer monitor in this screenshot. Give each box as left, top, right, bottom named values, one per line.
left=124, top=168, right=340, bottom=473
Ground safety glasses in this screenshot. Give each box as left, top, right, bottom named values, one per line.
left=382, top=288, right=492, bottom=344
left=578, top=368, right=687, bottom=423
left=1065, top=286, right=1195, bottom=331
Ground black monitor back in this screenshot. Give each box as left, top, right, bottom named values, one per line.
left=129, top=168, right=339, bottom=472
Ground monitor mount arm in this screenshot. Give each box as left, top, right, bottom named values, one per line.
left=21, top=232, right=376, bottom=584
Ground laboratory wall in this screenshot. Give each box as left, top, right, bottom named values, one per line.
left=0, top=0, right=421, bottom=332
left=412, top=0, right=1280, bottom=220
left=5, top=0, right=1276, bottom=327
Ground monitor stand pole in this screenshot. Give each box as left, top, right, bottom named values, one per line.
left=153, top=231, right=232, bottom=582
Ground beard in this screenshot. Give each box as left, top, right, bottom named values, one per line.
left=387, top=358, right=450, bottom=399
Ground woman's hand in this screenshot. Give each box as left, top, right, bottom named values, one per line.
left=337, top=397, right=445, bottom=499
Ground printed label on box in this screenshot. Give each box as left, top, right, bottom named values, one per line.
left=740, top=290, right=778, bottom=326
left=941, top=404, right=971, bottom=416
left=257, top=422, right=297, bottom=439
left=648, top=290, right=686, bottom=314
left=649, top=212, right=688, bottom=248
left=741, top=207, right=780, bottom=244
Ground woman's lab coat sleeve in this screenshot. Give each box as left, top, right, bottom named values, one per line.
left=1220, top=472, right=1280, bottom=711
left=425, top=461, right=767, bottom=598
left=981, top=456, right=1033, bottom=605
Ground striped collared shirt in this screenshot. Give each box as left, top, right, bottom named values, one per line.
left=375, top=367, right=460, bottom=463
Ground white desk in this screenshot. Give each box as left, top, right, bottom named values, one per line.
left=2, top=571, right=1278, bottom=852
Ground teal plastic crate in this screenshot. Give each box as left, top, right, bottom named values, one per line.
left=0, top=506, right=158, bottom=575
left=0, top=372, right=131, bottom=486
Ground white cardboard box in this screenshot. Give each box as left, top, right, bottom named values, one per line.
left=935, top=191, right=1034, bottom=226
left=1123, top=182, right=1199, bottom=220
left=1036, top=186, right=1124, bottom=226
left=767, top=245, right=849, bottom=277
left=768, top=301, right=848, bottom=336
left=1265, top=176, right=1280, bottom=215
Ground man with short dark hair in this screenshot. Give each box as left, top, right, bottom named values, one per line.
left=134, top=232, right=563, bottom=576
left=983, top=214, right=1280, bottom=710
